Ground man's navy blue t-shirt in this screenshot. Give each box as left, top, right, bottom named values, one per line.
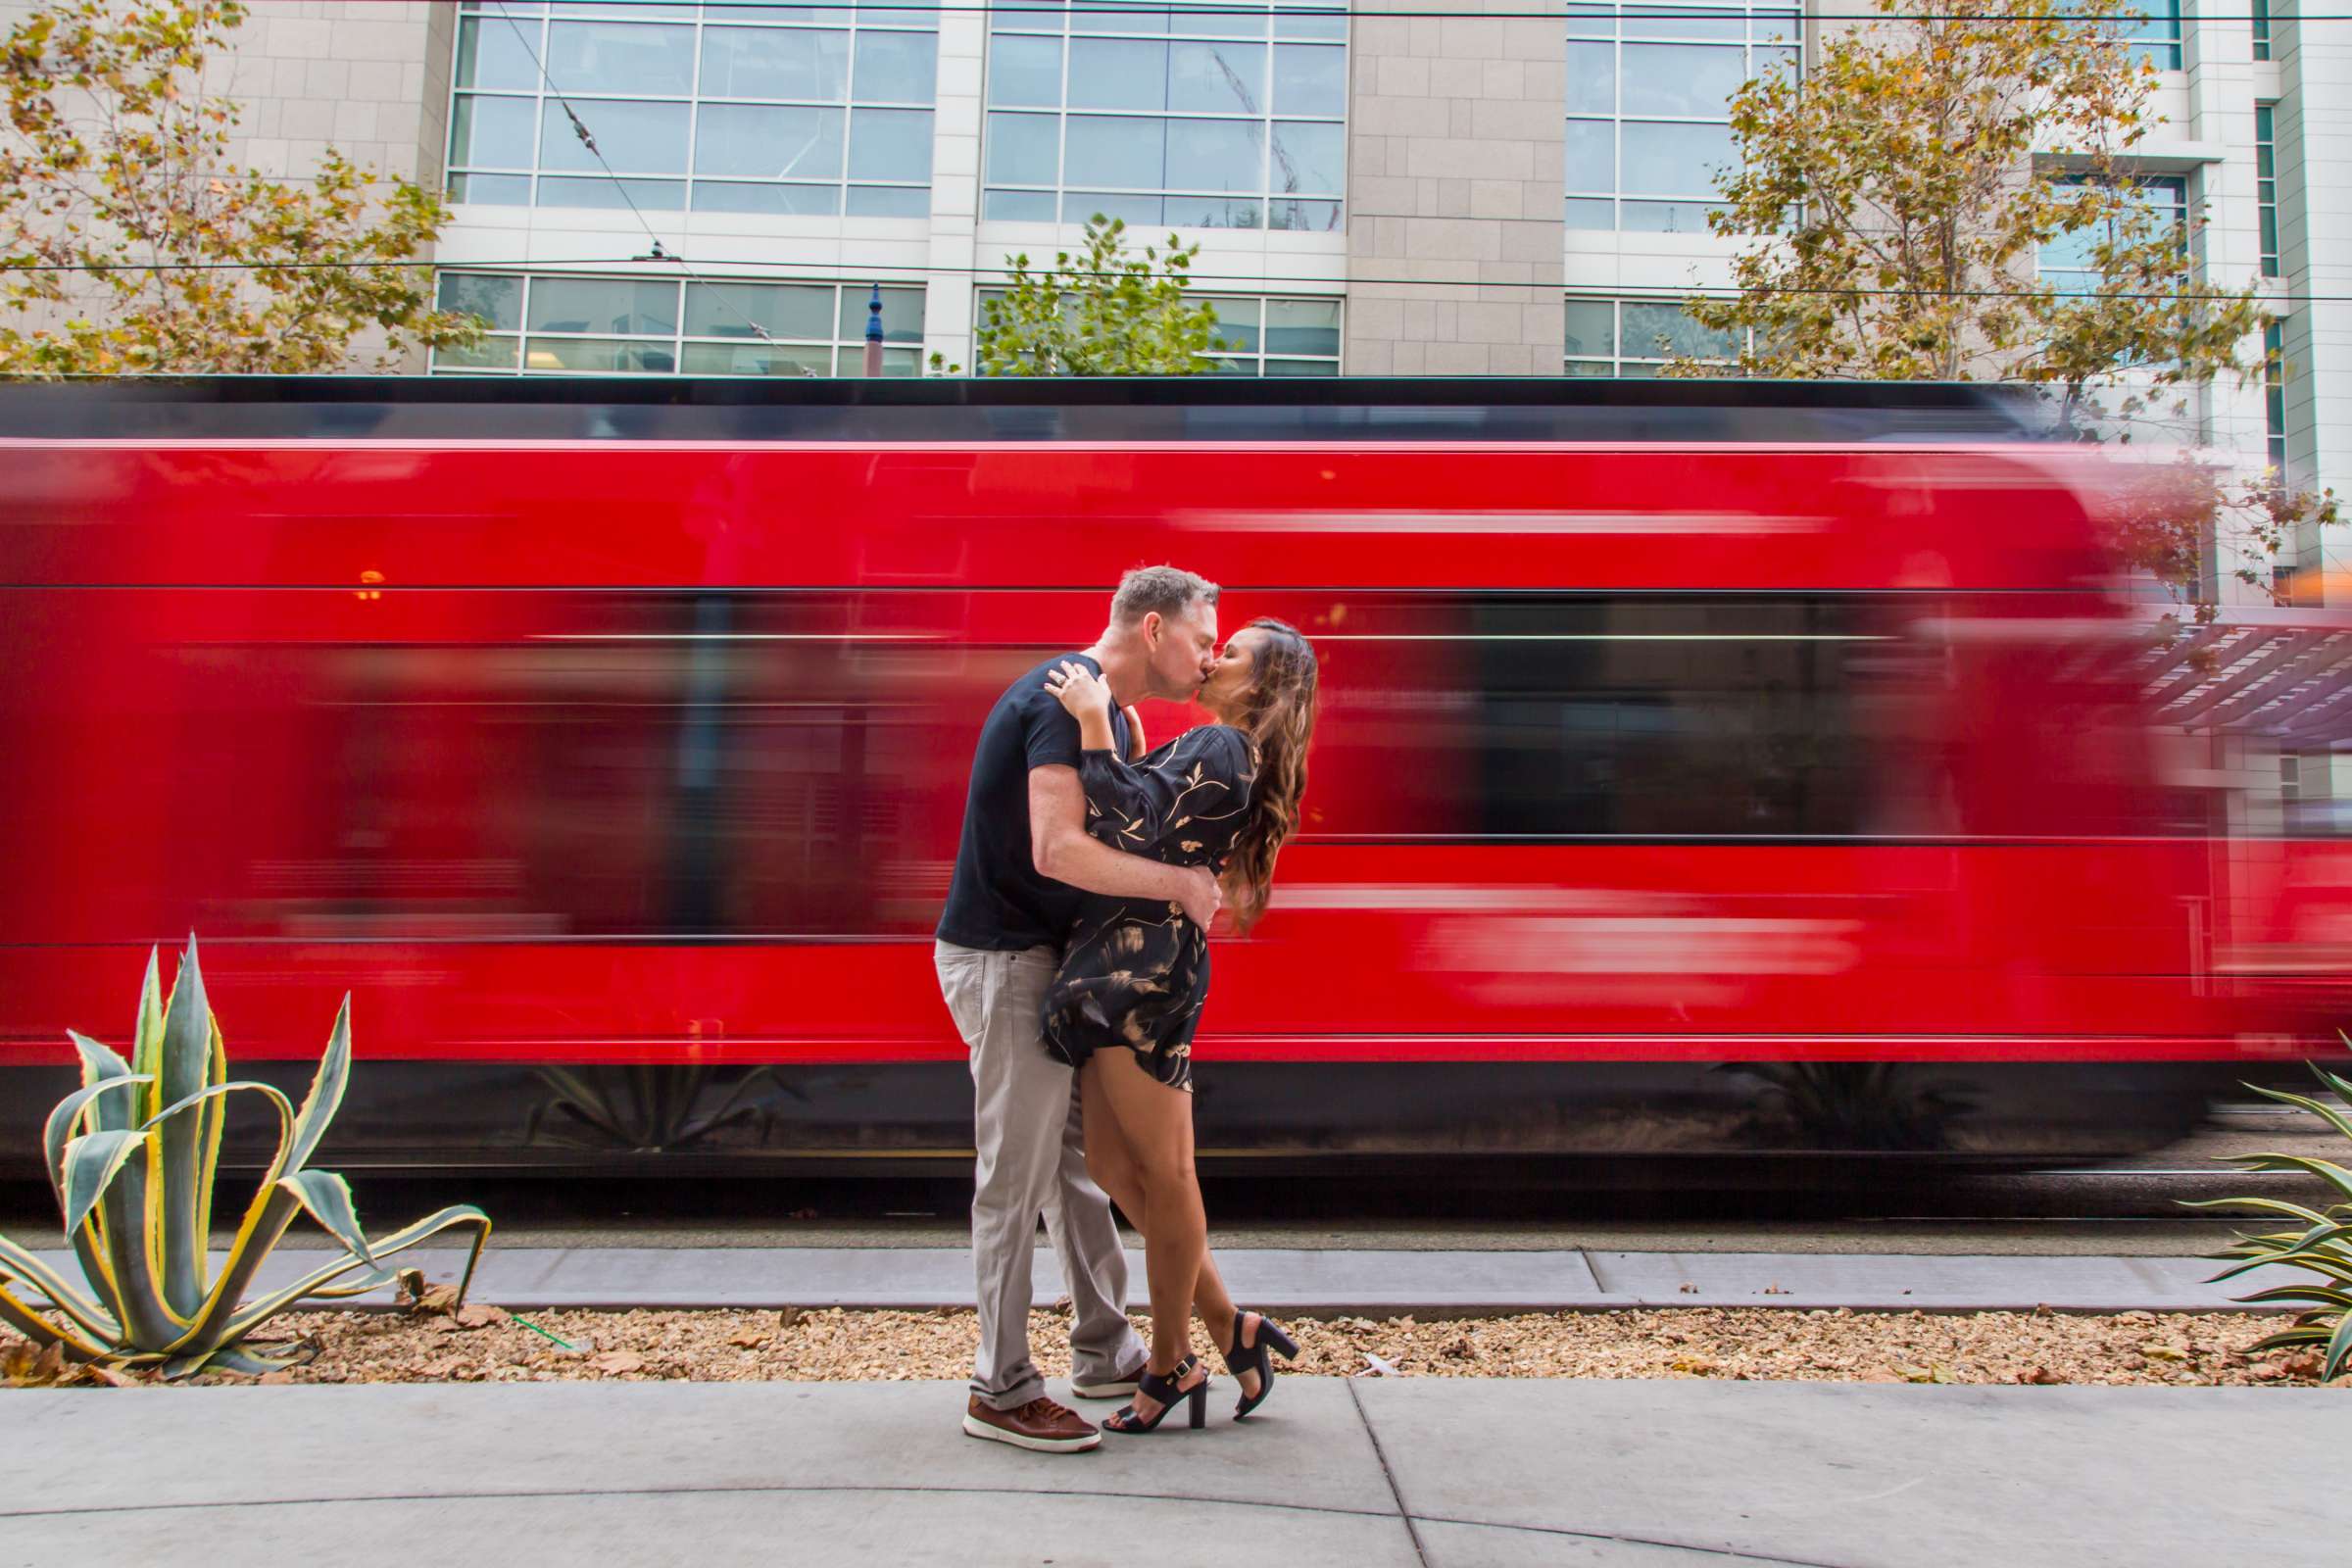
left=936, top=653, right=1130, bottom=953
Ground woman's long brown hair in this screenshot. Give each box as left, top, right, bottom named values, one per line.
left=1221, top=617, right=1318, bottom=934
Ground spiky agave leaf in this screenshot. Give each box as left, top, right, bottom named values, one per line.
left=154, top=937, right=225, bottom=1319
left=2180, top=1193, right=2331, bottom=1226
left=60, top=1129, right=146, bottom=1239
left=2244, top=1325, right=2333, bottom=1355
left=58, top=1034, right=144, bottom=1326
left=276, top=1170, right=377, bottom=1267
left=162, top=1339, right=318, bottom=1382
left=284, top=995, right=354, bottom=1175
left=2219, top=1152, right=2352, bottom=1207
left=219, top=1203, right=491, bottom=1346
left=0, top=1233, right=119, bottom=1354
left=2242, top=1083, right=2352, bottom=1144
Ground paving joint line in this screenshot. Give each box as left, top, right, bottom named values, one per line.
left=1346, top=1378, right=1433, bottom=1568
left=1408, top=1510, right=1866, bottom=1568
left=0, top=1480, right=1405, bottom=1528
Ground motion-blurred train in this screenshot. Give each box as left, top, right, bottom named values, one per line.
left=2, top=377, right=2345, bottom=1172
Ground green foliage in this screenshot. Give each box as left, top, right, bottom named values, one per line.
left=0, top=0, right=482, bottom=373
left=931, top=215, right=1226, bottom=376
left=2187, top=1042, right=2352, bottom=1380
left=1681, top=0, right=2333, bottom=617
left=0, top=938, right=491, bottom=1378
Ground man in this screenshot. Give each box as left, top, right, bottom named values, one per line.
left=935, top=565, right=1225, bottom=1453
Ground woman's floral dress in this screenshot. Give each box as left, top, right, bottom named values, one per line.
left=1041, top=723, right=1257, bottom=1093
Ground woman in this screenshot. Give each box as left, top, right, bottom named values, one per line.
left=1040, top=617, right=1319, bottom=1434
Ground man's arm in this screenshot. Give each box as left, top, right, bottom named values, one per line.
left=1029, top=764, right=1220, bottom=927
left=1122, top=704, right=1147, bottom=761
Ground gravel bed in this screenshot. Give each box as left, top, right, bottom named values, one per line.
left=8, top=1304, right=2345, bottom=1389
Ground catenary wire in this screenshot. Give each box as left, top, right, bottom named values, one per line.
left=9, top=254, right=2340, bottom=306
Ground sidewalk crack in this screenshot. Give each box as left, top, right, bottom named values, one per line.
left=1346, top=1378, right=1431, bottom=1568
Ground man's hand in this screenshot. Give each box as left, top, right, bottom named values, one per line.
left=1176, top=865, right=1223, bottom=932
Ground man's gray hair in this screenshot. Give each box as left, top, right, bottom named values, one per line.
left=1110, top=564, right=1220, bottom=626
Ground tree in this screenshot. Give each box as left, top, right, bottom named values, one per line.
left=1678, top=0, right=2333, bottom=616
left=1, top=0, right=480, bottom=374
left=931, top=215, right=1226, bottom=376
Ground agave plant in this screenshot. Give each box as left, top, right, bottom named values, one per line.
left=2191, top=1046, right=2352, bottom=1380
left=0, top=938, right=490, bottom=1377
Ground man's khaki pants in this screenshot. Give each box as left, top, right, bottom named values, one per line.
left=935, top=939, right=1146, bottom=1410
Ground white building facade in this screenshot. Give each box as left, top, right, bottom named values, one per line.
left=118, top=0, right=2346, bottom=597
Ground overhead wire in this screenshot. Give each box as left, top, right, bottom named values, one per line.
left=8, top=252, right=2339, bottom=306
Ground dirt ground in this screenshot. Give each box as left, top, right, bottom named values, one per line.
left=7, top=1302, right=2345, bottom=1390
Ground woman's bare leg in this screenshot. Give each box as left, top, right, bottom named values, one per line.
left=1086, top=1049, right=1210, bottom=1421
left=1081, top=1056, right=1244, bottom=1378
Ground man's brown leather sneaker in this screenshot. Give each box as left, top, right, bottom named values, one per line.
left=962, top=1394, right=1102, bottom=1452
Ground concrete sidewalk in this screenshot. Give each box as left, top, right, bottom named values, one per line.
left=1, top=1378, right=2341, bottom=1567
left=28, top=1244, right=2298, bottom=1314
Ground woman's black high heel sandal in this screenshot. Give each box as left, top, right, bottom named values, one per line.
left=1222, top=1311, right=1299, bottom=1421
left=1103, top=1359, right=1208, bottom=1435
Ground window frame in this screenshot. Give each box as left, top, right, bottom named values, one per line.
left=446, top=0, right=941, bottom=219
left=1563, top=0, right=1801, bottom=234
left=979, top=0, right=1349, bottom=233
left=430, top=271, right=931, bottom=377
left=1562, top=296, right=1742, bottom=376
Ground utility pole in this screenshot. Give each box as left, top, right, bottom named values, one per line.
left=862, top=283, right=883, bottom=377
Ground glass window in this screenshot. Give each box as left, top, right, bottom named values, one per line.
left=1270, top=121, right=1342, bottom=195
left=2117, top=0, right=2182, bottom=71
left=837, top=285, right=929, bottom=343
left=456, top=15, right=543, bottom=91
left=700, top=27, right=850, bottom=100
left=696, top=104, right=845, bottom=179
left=535, top=174, right=686, bottom=210
left=431, top=271, right=930, bottom=379
left=982, top=1, right=1346, bottom=230
left=539, top=99, right=689, bottom=173
left=848, top=108, right=933, bottom=181
left=1169, top=41, right=1266, bottom=114
left=684, top=281, right=834, bottom=340
left=452, top=94, right=539, bottom=169
left=988, top=34, right=1062, bottom=107
left=525, top=335, right=679, bottom=373
left=986, top=112, right=1060, bottom=185
left=1272, top=43, right=1346, bottom=116
left=2257, top=104, right=2278, bottom=279
left=1166, top=119, right=1265, bottom=192
left=439, top=271, right=523, bottom=332
left=854, top=29, right=938, bottom=103
left=1563, top=297, right=1740, bottom=373
left=2253, top=0, right=2272, bottom=61
left=971, top=288, right=1341, bottom=374
left=1564, top=0, right=1794, bottom=232
left=528, top=276, right=679, bottom=336
left=447, top=2, right=938, bottom=216
left=2265, top=318, right=2287, bottom=480
left=1065, top=115, right=1169, bottom=188
left=1070, top=39, right=1171, bottom=111
left=547, top=19, right=696, bottom=94
left=2037, top=175, right=2185, bottom=300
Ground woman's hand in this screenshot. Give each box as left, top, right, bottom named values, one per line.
left=1044, top=661, right=1112, bottom=720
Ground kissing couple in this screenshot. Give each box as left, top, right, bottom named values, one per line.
left=933, top=565, right=1320, bottom=1451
